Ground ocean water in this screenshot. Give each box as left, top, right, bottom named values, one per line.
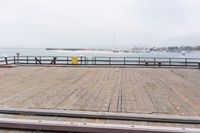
left=0, top=48, right=200, bottom=58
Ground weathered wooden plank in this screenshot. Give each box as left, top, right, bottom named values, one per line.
left=130, top=69, right=157, bottom=114
left=153, top=69, right=200, bottom=116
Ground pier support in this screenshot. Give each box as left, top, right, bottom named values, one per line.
left=35, top=57, right=41, bottom=64
left=50, top=57, right=57, bottom=64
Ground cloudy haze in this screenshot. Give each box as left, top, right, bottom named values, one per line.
left=0, top=0, right=200, bottom=48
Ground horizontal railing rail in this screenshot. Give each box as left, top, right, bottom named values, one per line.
left=92, top=56, right=200, bottom=59
left=0, top=56, right=200, bottom=68
left=13, top=56, right=88, bottom=65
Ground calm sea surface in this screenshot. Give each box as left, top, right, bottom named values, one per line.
left=0, top=48, right=200, bottom=58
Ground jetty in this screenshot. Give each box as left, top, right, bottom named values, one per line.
left=0, top=55, right=200, bottom=132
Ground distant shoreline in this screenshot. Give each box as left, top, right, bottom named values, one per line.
left=46, top=48, right=86, bottom=51
left=46, top=48, right=200, bottom=53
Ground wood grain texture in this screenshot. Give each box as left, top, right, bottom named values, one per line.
left=0, top=66, right=200, bottom=132
left=0, top=67, right=200, bottom=115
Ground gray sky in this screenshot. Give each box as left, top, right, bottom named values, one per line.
left=0, top=0, right=200, bottom=48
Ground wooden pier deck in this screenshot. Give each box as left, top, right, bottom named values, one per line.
left=0, top=66, right=200, bottom=132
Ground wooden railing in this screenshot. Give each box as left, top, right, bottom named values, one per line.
left=13, top=56, right=88, bottom=65
left=91, top=57, right=200, bottom=67
left=0, top=56, right=14, bottom=65
left=0, top=56, right=200, bottom=68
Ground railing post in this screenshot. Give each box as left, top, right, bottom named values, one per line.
left=5, top=57, right=8, bottom=64
left=154, top=58, right=156, bottom=66
left=54, top=57, right=57, bottom=64
left=17, top=53, right=20, bottom=64
left=14, top=56, right=16, bottom=64
left=169, top=58, right=171, bottom=66
left=124, top=57, right=126, bottom=65
left=81, top=57, right=82, bottom=65
left=40, top=56, right=41, bottom=63
left=27, top=56, right=28, bottom=64
left=139, top=57, right=140, bottom=65
left=95, top=57, right=96, bottom=65
left=67, top=57, right=69, bottom=64
left=109, top=57, right=111, bottom=65
left=185, top=58, right=187, bottom=66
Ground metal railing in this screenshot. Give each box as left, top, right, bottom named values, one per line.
left=0, top=56, right=200, bottom=68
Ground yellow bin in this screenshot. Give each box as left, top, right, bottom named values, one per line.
left=71, top=56, right=78, bottom=64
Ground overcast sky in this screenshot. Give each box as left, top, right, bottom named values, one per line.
left=0, top=0, right=200, bottom=48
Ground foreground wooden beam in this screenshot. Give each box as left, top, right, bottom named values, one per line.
left=0, top=118, right=199, bottom=133
left=0, top=107, right=200, bottom=124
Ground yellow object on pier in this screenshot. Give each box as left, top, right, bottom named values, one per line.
left=71, top=56, right=78, bottom=64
